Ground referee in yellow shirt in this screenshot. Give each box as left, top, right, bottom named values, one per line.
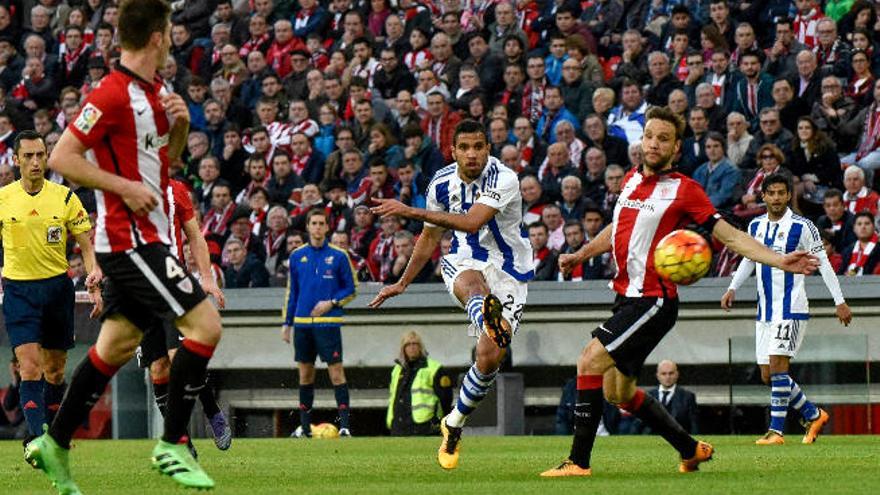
left=0, top=130, right=102, bottom=444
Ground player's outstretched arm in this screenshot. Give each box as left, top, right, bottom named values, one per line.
left=371, top=198, right=496, bottom=234
left=369, top=225, right=444, bottom=308
left=559, top=224, right=612, bottom=275
left=49, top=132, right=159, bottom=216
left=712, top=220, right=819, bottom=275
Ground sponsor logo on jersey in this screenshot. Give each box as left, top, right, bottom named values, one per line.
left=74, top=103, right=102, bottom=135
left=144, top=132, right=169, bottom=151
left=618, top=198, right=656, bottom=212
left=300, top=255, right=309, bottom=263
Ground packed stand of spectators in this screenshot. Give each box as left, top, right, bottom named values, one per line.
left=1, top=0, right=880, bottom=288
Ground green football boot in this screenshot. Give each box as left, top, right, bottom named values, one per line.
left=151, top=439, right=215, bottom=490
left=24, top=433, right=83, bottom=495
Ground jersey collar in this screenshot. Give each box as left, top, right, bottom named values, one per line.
left=114, top=62, right=163, bottom=92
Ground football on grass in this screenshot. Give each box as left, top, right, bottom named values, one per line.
left=653, top=229, right=712, bottom=285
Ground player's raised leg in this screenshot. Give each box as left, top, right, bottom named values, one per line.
left=27, top=315, right=142, bottom=495
left=438, top=270, right=510, bottom=470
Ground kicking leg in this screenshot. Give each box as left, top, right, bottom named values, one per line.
left=608, top=367, right=707, bottom=470
left=438, top=271, right=507, bottom=469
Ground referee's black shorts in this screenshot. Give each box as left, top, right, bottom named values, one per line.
left=592, top=295, right=679, bottom=377
left=97, top=243, right=206, bottom=333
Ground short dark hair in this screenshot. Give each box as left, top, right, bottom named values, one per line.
left=306, top=208, right=329, bottom=223
left=453, top=119, right=488, bottom=146
left=854, top=211, right=875, bottom=225
left=563, top=219, right=583, bottom=231
left=761, top=172, right=792, bottom=194
left=645, top=106, right=685, bottom=141
left=824, top=188, right=843, bottom=202
left=704, top=131, right=726, bottom=151
left=527, top=221, right=548, bottom=233
left=118, top=0, right=171, bottom=51
left=13, top=130, right=45, bottom=156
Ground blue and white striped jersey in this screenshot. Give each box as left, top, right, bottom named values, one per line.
left=729, top=208, right=845, bottom=321
left=425, top=157, right=535, bottom=282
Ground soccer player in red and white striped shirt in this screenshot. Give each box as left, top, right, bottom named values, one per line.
left=27, top=1, right=221, bottom=491
left=541, top=106, right=820, bottom=478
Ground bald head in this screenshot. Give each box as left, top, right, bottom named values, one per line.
left=656, top=360, right=679, bottom=388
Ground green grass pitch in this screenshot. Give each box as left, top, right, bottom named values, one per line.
left=3, top=436, right=879, bottom=494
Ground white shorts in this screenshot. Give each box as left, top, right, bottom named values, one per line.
left=439, top=255, right=528, bottom=338
left=755, top=320, right=808, bottom=365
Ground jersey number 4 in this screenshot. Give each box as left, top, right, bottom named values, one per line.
left=165, top=256, right=186, bottom=280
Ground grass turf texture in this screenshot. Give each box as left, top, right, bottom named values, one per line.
left=3, top=436, right=879, bottom=494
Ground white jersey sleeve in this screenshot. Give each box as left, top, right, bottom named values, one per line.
left=802, top=218, right=846, bottom=305
left=475, top=159, right=519, bottom=211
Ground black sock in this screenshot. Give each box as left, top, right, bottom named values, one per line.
left=49, top=347, right=118, bottom=449
left=199, top=375, right=221, bottom=419
left=624, top=390, right=697, bottom=458
left=20, top=379, right=45, bottom=437
left=569, top=375, right=603, bottom=469
left=43, top=381, right=66, bottom=427
left=152, top=379, right=169, bottom=417
left=299, top=384, right=314, bottom=434
left=334, top=383, right=350, bottom=429
left=162, top=340, right=214, bottom=444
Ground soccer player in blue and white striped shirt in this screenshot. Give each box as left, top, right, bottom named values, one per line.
left=721, top=173, right=852, bottom=445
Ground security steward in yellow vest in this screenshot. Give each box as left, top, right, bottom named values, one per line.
left=387, top=331, right=453, bottom=436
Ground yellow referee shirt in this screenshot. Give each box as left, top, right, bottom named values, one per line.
left=0, top=180, right=91, bottom=280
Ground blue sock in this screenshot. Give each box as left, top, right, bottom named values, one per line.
left=20, top=380, right=46, bottom=436
left=769, top=373, right=791, bottom=434
left=790, top=379, right=820, bottom=421
left=447, top=364, right=497, bottom=428
left=299, top=384, right=314, bottom=434
left=466, top=296, right=485, bottom=330
left=43, top=381, right=66, bottom=427
left=334, top=384, right=350, bottom=429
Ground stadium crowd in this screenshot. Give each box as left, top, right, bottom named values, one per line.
left=0, top=0, right=879, bottom=288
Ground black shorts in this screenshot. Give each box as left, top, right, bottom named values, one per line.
left=592, top=295, right=679, bottom=377
left=294, top=326, right=343, bottom=364
left=136, top=319, right=183, bottom=368
left=97, top=243, right=206, bottom=332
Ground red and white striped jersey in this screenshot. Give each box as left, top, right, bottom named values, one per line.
left=167, top=179, right=195, bottom=261
left=68, top=65, right=173, bottom=253
left=610, top=168, right=718, bottom=298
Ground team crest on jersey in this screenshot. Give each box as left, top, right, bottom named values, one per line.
left=46, top=226, right=62, bottom=243
left=74, top=103, right=102, bottom=135
left=777, top=231, right=785, bottom=240
left=325, top=256, right=334, bottom=265
left=176, top=278, right=193, bottom=294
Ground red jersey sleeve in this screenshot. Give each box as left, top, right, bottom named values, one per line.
left=68, top=81, right=116, bottom=149
left=680, top=177, right=718, bottom=226
left=172, top=180, right=195, bottom=223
